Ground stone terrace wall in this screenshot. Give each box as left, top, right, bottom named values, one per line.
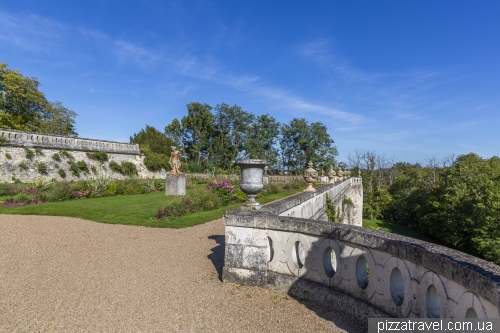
left=0, top=128, right=165, bottom=183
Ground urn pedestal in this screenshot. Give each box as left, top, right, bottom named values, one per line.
left=235, top=159, right=268, bottom=210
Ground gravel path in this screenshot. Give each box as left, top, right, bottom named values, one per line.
left=0, top=215, right=364, bottom=332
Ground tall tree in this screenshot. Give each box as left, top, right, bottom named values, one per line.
left=181, top=102, right=214, bottom=165
left=244, top=114, right=280, bottom=167
left=130, top=125, right=173, bottom=155
left=37, top=101, right=78, bottom=136
left=279, top=118, right=337, bottom=174
left=210, top=103, right=254, bottom=170
left=0, top=63, right=77, bottom=135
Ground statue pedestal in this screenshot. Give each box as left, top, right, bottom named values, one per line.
left=165, top=175, right=186, bottom=196
left=320, top=176, right=329, bottom=184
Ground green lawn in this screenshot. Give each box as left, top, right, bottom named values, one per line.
left=363, top=218, right=434, bottom=243
left=0, top=186, right=307, bottom=228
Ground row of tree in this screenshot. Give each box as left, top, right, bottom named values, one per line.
left=349, top=150, right=500, bottom=265
left=0, top=63, right=77, bottom=136
left=131, top=102, right=338, bottom=174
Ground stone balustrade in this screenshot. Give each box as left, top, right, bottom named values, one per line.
left=0, top=128, right=139, bottom=155
left=222, top=180, right=500, bottom=321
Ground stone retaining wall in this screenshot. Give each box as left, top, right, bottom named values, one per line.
left=0, top=128, right=164, bottom=183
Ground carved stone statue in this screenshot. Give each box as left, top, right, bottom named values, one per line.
left=303, top=161, right=318, bottom=192
left=169, top=146, right=182, bottom=176
left=327, top=165, right=336, bottom=184
left=358, top=169, right=361, bottom=177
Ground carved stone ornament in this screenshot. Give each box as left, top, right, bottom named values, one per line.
left=338, top=168, right=344, bottom=180
left=327, top=165, right=336, bottom=184
left=235, top=159, right=268, bottom=210
left=358, top=169, right=361, bottom=177
left=347, top=170, right=351, bottom=178
left=303, top=160, right=318, bottom=192
left=321, top=168, right=324, bottom=177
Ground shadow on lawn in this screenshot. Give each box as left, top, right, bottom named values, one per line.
left=207, top=234, right=225, bottom=281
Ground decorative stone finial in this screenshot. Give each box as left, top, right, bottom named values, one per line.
left=358, top=169, right=361, bottom=177
left=327, top=165, right=336, bottom=184
left=303, top=161, right=318, bottom=192
left=168, top=146, right=183, bottom=176
left=337, top=168, right=343, bottom=180
left=321, top=168, right=324, bottom=177
left=347, top=170, right=351, bottom=178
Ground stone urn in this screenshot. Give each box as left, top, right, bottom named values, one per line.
left=235, top=159, right=268, bottom=210
left=338, top=168, right=344, bottom=181
left=327, top=165, right=336, bottom=184
left=303, top=161, right=318, bottom=192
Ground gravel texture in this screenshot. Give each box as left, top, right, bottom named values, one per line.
left=0, top=214, right=364, bottom=332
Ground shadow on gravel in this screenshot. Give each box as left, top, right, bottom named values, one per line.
left=207, top=235, right=225, bottom=281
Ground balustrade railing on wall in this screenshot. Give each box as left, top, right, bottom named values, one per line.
left=0, top=128, right=139, bottom=155
left=222, top=180, right=500, bottom=322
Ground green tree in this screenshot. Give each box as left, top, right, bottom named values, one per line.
left=244, top=114, right=280, bottom=167
left=279, top=118, right=337, bottom=174
left=130, top=125, right=174, bottom=155
left=181, top=102, right=214, bottom=165
left=209, top=103, right=254, bottom=170
left=0, top=63, right=77, bottom=135
left=38, top=101, right=78, bottom=136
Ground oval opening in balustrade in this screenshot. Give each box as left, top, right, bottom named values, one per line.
left=426, top=284, right=441, bottom=318
left=293, top=241, right=305, bottom=269
left=268, top=237, right=274, bottom=262
left=323, top=247, right=337, bottom=278
left=390, top=267, right=405, bottom=306
left=465, top=308, right=478, bottom=318
left=356, top=255, right=369, bottom=290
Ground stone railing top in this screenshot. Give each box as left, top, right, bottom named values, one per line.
left=262, top=178, right=360, bottom=215
left=0, top=128, right=140, bottom=155
left=223, top=209, right=500, bottom=307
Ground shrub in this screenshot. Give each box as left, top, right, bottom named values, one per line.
left=109, top=160, right=121, bottom=173
left=46, top=181, right=72, bottom=201
left=52, top=153, right=61, bottom=162
left=69, top=160, right=89, bottom=177
left=37, top=162, right=48, bottom=174
left=140, top=147, right=168, bottom=172
left=87, top=151, right=108, bottom=163
left=106, top=183, right=118, bottom=196
left=58, top=169, right=66, bottom=178
left=5, top=152, right=12, bottom=159
left=144, top=178, right=164, bottom=192
left=326, top=194, right=337, bottom=222
left=232, top=188, right=247, bottom=202
left=59, top=150, right=74, bottom=160
left=206, top=180, right=234, bottom=205
left=91, top=166, right=97, bottom=174
left=35, top=147, right=43, bottom=155
left=109, top=161, right=138, bottom=176
left=54, top=163, right=59, bottom=168
left=121, top=162, right=137, bottom=176
left=24, top=148, right=34, bottom=159
left=18, top=161, right=28, bottom=170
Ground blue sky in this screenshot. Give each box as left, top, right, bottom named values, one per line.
left=1, top=1, right=499, bottom=163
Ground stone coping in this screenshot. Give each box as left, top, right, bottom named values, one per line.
left=235, top=159, right=268, bottom=165
left=0, top=128, right=139, bottom=155
left=224, top=208, right=500, bottom=307
left=260, top=181, right=354, bottom=215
